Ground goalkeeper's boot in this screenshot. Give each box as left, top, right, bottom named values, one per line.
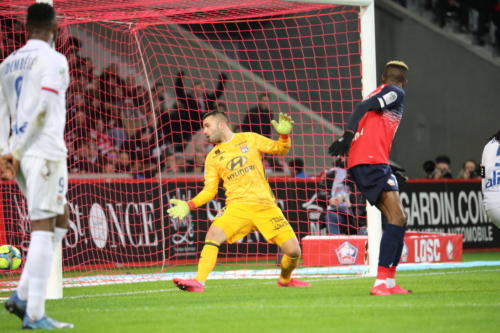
left=173, top=278, right=205, bottom=292
left=389, top=285, right=412, bottom=294
left=277, top=278, right=311, bottom=287
left=370, top=283, right=392, bottom=296
left=22, top=315, right=74, bottom=329
left=4, top=291, right=27, bottom=320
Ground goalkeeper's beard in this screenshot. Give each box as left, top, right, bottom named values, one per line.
left=207, top=133, right=222, bottom=145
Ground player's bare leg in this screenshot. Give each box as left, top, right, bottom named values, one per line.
left=371, top=191, right=411, bottom=296
left=277, top=237, right=310, bottom=287
left=173, top=225, right=227, bottom=292
left=54, top=205, right=69, bottom=253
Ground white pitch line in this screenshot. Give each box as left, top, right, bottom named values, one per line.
left=53, top=268, right=500, bottom=301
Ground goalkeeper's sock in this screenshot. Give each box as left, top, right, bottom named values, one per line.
left=279, top=255, right=299, bottom=284
left=53, top=227, right=68, bottom=249
left=195, top=241, right=220, bottom=283
left=26, top=231, right=54, bottom=321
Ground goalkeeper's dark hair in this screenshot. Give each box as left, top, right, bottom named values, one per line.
left=203, top=110, right=229, bottom=123
left=27, top=3, right=56, bottom=30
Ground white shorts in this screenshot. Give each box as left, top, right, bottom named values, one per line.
left=16, top=156, right=68, bottom=221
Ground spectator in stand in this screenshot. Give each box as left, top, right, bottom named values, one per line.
left=155, top=81, right=176, bottom=114
left=434, top=0, right=460, bottom=28
left=106, top=118, right=127, bottom=150
left=124, top=124, right=172, bottom=178
left=91, top=118, right=114, bottom=156
left=173, top=70, right=227, bottom=143
left=457, top=159, right=481, bottom=179
left=422, top=160, right=436, bottom=178
left=67, top=108, right=91, bottom=147
left=471, top=0, right=497, bottom=47
left=216, top=102, right=228, bottom=113
left=70, top=141, right=102, bottom=173
left=240, top=93, right=273, bottom=137
left=240, top=94, right=288, bottom=173
left=102, top=160, right=116, bottom=174
left=183, top=129, right=209, bottom=173
left=317, top=158, right=353, bottom=235
left=288, top=158, right=309, bottom=178
left=121, top=98, right=148, bottom=139
left=433, top=155, right=454, bottom=179
left=116, top=151, right=131, bottom=173
left=66, top=36, right=82, bottom=58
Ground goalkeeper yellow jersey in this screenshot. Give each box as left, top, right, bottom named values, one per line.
left=190, top=132, right=291, bottom=208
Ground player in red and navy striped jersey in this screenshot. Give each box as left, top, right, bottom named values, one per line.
left=329, top=60, right=411, bottom=296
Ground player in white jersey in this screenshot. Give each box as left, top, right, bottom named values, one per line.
left=481, top=130, right=500, bottom=228
left=1, top=3, right=73, bottom=330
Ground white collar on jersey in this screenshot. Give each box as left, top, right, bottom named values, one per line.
left=26, top=39, right=52, bottom=48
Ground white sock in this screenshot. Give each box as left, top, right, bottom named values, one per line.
left=26, top=231, right=54, bottom=321
left=374, top=279, right=386, bottom=287
left=53, top=227, right=68, bottom=249
left=17, top=265, right=29, bottom=301
left=386, top=278, right=396, bottom=288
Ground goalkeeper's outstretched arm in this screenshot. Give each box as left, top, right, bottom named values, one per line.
left=168, top=154, right=220, bottom=219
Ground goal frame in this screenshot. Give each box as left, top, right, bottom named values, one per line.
left=37, top=0, right=380, bottom=299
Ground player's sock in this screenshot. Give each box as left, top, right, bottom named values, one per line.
left=53, top=227, right=67, bottom=249
left=279, top=255, right=299, bottom=284
left=195, top=241, right=220, bottom=283
left=378, top=224, right=405, bottom=267
left=386, top=237, right=404, bottom=287
left=376, top=224, right=405, bottom=287
left=386, top=266, right=397, bottom=288
left=17, top=266, right=30, bottom=301
left=19, top=229, right=66, bottom=301
left=374, top=266, right=391, bottom=287
left=26, top=231, right=55, bottom=321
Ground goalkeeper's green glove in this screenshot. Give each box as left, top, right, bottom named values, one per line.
left=167, top=199, right=192, bottom=219
left=271, top=113, right=295, bottom=135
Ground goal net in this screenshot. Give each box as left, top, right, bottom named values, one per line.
left=0, top=0, right=375, bottom=289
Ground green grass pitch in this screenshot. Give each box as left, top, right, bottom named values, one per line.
left=2, top=252, right=500, bottom=332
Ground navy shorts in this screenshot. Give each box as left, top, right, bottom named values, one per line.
left=349, top=164, right=399, bottom=206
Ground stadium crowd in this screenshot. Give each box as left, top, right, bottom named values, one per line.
left=393, top=0, right=500, bottom=56
left=422, top=155, right=482, bottom=179
left=1, top=17, right=293, bottom=178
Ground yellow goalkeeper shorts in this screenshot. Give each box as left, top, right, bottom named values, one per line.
left=212, top=203, right=296, bottom=247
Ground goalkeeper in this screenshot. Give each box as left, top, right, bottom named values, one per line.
left=168, top=110, right=310, bottom=292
